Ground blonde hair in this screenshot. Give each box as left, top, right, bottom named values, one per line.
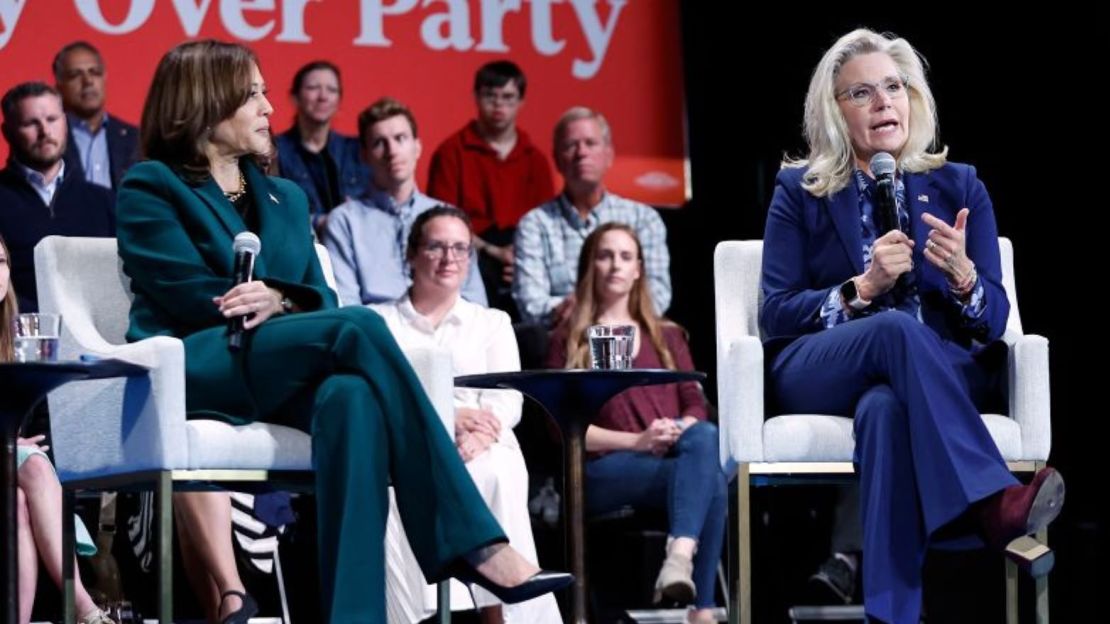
left=553, top=106, right=612, bottom=152
left=562, top=223, right=677, bottom=370
left=786, top=28, right=948, bottom=197
left=0, top=235, right=17, bottom=362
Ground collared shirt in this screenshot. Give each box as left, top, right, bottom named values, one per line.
left=819, top=169, right=985, bottom=328
left=15, top=159, right=66, bottom=206
left=371, top=295, right=523, bottom=445
left=513, top=191, right=671, bottom=324
left=68, top=113, right=111, bottom=189
left=323, top=184, right=487, bottom=306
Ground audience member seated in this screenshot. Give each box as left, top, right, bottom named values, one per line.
left=372, top=206, right=560, bottom=624
left=0, top=81, right=115, bottom=312
left=428, top=60, right=555, bottom=316
left=514, top=107, right=670, bottom=328
left=324, top=97, right=486, bottom=306
left=2, top=234, right=116, bottom=624
left=807, top=486, right=862, bottom=605
left=275, top=60, right=370, bottom=236
left=545, top=223, right=724, bottom=624
left=53, top=40, right=138, bottom=190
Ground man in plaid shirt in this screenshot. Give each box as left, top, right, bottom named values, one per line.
left=513, top=107, right=670, bottom=327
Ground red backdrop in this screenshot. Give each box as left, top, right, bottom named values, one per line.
left=0, top=0, right=687, bottom=206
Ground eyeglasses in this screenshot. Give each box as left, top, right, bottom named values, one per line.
left=477, top=89, right=520, bottom=105
left=836, top=77, right=908, bottom=108
left=420, top=241, right=472, bottom=260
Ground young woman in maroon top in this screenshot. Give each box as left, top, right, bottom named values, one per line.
left=546, top=223, right=726, bottom=624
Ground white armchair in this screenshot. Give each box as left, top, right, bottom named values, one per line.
left=34, top=235, right=455, bottom=623
left=714, top=237, right=1051, bottom=624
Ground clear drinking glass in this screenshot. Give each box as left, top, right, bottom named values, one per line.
left=587, top=324, right=635, bottom=370
left=13, top=313, right=61, bottom=362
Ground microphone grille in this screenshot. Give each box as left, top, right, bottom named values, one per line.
left=232, top=231, right=261, bottom=255
left=869, top=152, right=897, bottom=177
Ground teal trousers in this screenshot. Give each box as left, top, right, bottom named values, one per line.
left=183, top=306, right=505, bottom=623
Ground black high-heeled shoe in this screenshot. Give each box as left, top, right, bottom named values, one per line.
left=450, top=563, right=574, bottom=604
left=219, top=589, right=258, bottom=624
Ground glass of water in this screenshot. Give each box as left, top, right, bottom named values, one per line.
left=587, top=324, right=635, bottom=370
left=14, top=313, right=62, bottom=362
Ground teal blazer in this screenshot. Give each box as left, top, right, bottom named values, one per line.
left=116, top=159, right=339, bottom=419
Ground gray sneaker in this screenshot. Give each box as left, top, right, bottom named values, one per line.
left=807, top=555, right=856, bottom=604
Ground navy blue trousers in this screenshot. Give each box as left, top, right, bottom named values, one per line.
left=586, top=422, right=728, bottom=608
left=769, top=312, right=1017, bottom=624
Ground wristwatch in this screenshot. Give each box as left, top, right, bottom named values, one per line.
left=280, top=295, right=295, bottom=314
left=839, top=278, right=871, bottom=311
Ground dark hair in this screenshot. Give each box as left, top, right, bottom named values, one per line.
left=52, top=41, right=103, bottom=81
left=473, top=60, right=526, bottom=98
left=0, top=233, right=18, bottom=363
left=139, top=40, right=258, bottom=180
left=290, top=60, right=341, bottom=96
left=405, top=206, right=472, bottom=262
left=357, top=97, right=419, bottom=147
left=1, top=82, right=60, bottom=128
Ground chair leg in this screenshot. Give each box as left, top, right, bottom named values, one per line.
left=63, top=487, right=77, bottom=624
left=728, top=463, right=752, bottom=624
left=1005, top=559, right=1018, bottom=624
left=156, top=471, right=173, bottom=624
left=1035, top=526, right=1050, bottom=624
left=437, top=580, right=452, bottom=624
left=274, top=546, right=292, bottom=624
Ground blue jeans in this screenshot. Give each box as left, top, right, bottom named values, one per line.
left=585, top=421, right=727, bottom=608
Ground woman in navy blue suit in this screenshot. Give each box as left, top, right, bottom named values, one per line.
left=760, top=28, right=1064, bottom=624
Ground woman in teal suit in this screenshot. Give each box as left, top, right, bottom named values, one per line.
left=115, top=40, right=570, bottom=624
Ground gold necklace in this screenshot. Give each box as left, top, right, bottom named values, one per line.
left=224, top=170, right=247, bottom=202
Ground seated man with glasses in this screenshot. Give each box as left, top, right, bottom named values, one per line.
left=371, top=205, right=562, bottom=624
left=428, top=60, right=555, bottom=318
left=324, top=97, right=487, bottom=306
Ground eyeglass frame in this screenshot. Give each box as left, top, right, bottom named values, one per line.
left=476, top=88, right=521, bottom=106
left=835, top=76, right=910, bottom=108
left=419, top=241, right=473, bottom=261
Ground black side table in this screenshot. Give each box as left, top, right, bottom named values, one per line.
left=455, top=368, right=705, bottom=624
left=0, top=359, right=147, bottom=624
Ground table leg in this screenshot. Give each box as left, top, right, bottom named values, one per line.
left=564, top=419, right=588, bottom=624
left=2, top=413, right=19, bottom=624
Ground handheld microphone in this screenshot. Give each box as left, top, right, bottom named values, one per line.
left=228, top=231, right=261, bottom=351
left=869, top=152, right=901, bottom=235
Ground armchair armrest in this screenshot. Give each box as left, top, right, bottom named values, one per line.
left=49, top=336, right=189, bottom=481
left=1008, top=333, right=1051, bottom=461
left=718, top=335, right=765, bottom=470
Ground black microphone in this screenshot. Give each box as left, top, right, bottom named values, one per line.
left=869, top=152, right=901, bottom=235
left=869, top=152, right=911, bottom=300
left=228, top=231, right=261, bottom=351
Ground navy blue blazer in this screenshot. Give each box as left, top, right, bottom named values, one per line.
left=63, top=114, right=139, bottom=190
left=760, top=162, right=1010, bottom=353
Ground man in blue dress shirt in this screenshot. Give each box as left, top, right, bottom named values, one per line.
left=324, top=97, right=487, bottom=307
left=53, top=41, right=138, bottom=191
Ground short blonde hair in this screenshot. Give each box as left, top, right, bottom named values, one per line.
left=786, top=28, right=948, bottom=197
left=553, top=106, right=612, bottom=151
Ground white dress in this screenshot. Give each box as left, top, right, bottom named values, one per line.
left=371, top=295, right=561, bottom=624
